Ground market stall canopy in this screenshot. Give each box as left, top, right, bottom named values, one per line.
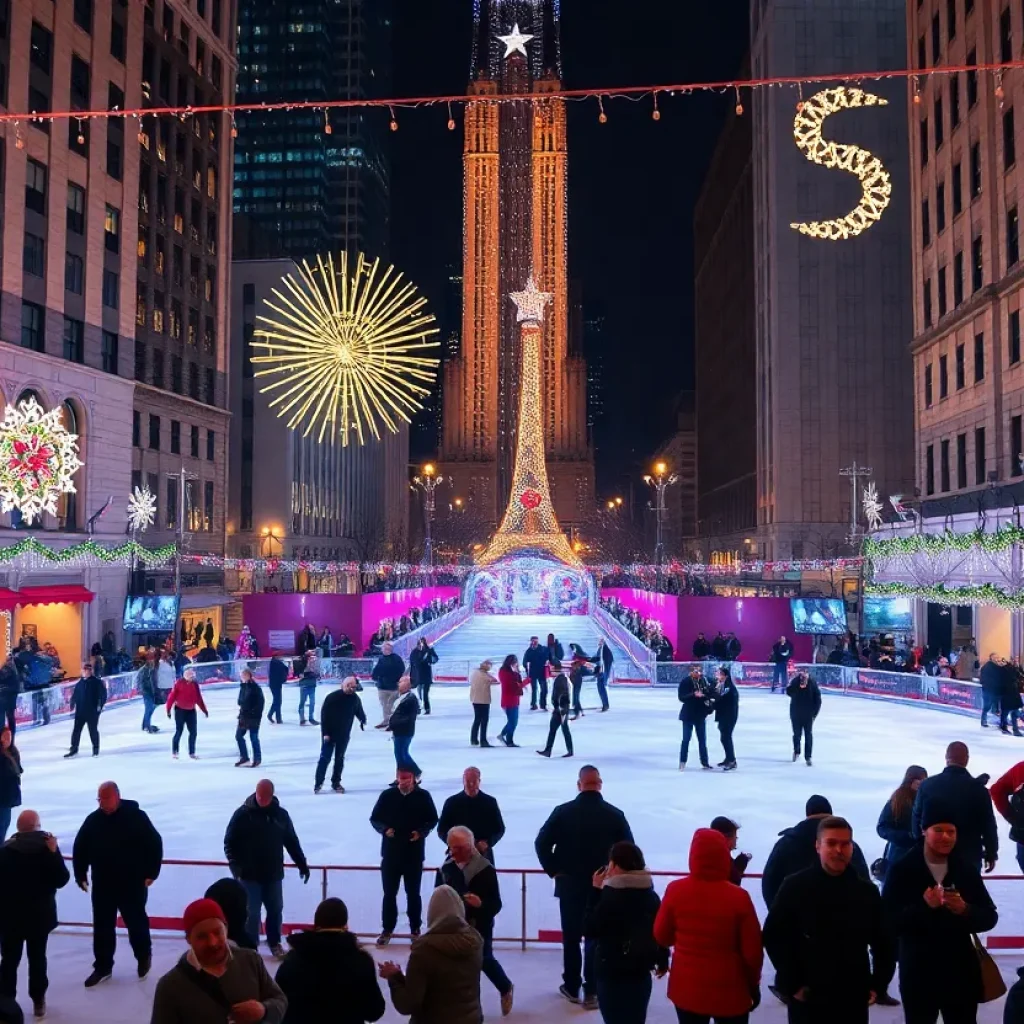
left=17, top=585, right=95, bottom=606
left=0, top=589, right=20, bottom=613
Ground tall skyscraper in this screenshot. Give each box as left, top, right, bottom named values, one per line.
left=750, top=0, right=914, bottom=558
left=233, top=1, right=392, bottom=263
left=439, top=0, right=593, bottom=528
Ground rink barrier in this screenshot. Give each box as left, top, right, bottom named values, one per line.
left=52, top=857, right=1024, bottom=950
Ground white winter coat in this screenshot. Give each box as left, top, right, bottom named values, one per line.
left=468, top=668, right=498, bottom=705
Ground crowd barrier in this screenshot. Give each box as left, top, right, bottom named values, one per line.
left=52, top=857, right=1024, bottom=951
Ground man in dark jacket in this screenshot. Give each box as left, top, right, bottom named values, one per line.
left=204, top=877, right=257, bottom=950
left=522, top=636, right=551, bottom=711
left=677, top=665, right=713, bottom=769
left=386, top=677, right=421, bottom=777
left=980, top=653, right=1005, bottom=728
left=594, top=639, right=613, bottom=712
left=725, top=632, right=742, bottom=661
left=65, top=662, right=107, bottom=758
left=371, top=642, right=405, bottom=727
left=912, top=740, right=998, bottom=872
left=711, top=632, right=728, bottom=660
left=762, top=795, right=870, bottom=909
left=72, top=781, right=163, bottom=986
left=267, top=652, right=287, bottom=724
left=275, top=897, right=386, bottom=1024
left=535, top=765, right=634, bottom=1009
left=787, top=671, right=822, bottom=766
left=692, top=633, right=711, bottom=659
left=315, top=676, right=366, bottom=793
left=763, top=816, right=895, bottom=1024
left=370, top=769, right=438, bottom=946
left=0, top=658, right=20, bottom=737
left=436, top=825, right=513, bottom=1015
left=437, top=766, right=505, bottom=865
left=224, top=779, right=311, bottom=958
left=771, top=635, right=794, bottom=693
left=0, top=810, right=69, bottom=1016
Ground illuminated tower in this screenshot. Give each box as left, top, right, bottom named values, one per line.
left=440, top=1, right=593, bottom=528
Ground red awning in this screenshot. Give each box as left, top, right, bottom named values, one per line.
left=17, top=585, right=95, bottom=607
left=0, top=589, right=19, bottom=613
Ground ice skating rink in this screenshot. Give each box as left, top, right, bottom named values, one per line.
left=12, top=681, right=1024, bottom=1022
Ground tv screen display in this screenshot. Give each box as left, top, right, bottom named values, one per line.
left=123, top=595, right=179, bottom=633
left=791, top=597, right=848, bottom=635
left=863, top=596, right=914, bottom=633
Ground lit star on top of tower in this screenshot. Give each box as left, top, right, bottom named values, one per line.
left=497, top=22, right=534, bottom=59
left=510, top=276, right=552, bottom=324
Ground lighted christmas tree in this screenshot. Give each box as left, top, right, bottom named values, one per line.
left=477, top=277, right=580, bottom=567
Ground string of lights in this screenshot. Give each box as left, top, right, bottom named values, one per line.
left=1, top=58, right=1022, bottom=128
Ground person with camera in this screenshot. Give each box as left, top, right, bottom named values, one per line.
left=678, top=665, right=714, bottom=771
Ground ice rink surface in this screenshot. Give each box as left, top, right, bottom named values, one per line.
left=8, top=680, right=1024, bottom=1021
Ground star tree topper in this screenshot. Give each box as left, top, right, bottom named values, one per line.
left=497, top=23, right=534, bottom=58
left=862, top=482, right=884, bottom=532
left=510, top=276, right=552, bottom=325
left=127, top=484, right=157, bottom=533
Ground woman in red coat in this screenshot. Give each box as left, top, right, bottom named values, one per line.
left=497, top=654, right=526, bottom=748
left=165, top=667, right=209, bottom=760
left=653, top=828, right=763, bottom=1022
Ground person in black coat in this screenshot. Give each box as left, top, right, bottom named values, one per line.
left=65, top=662, right=107, bottom=758
left=912, top=741, right=999, bottom=873
left=386, top=678, right=421, bottom=778
left=1007, top=967, right=1024, bottom=1023
left=677, top=665, right=713, bottom=770
left=408, top=639, right=438, bottom=716
left=0, top=658, right=20, bottom=737
left=725, top=633, right=742, bottom=661
left=0, top=810, right=69, bottom=1012
left=315, top=677, right=366, bottom=793
left=267, top=653, right=287, bottom=724
left=763, top=816, right=895, bottom=1024
left=522, top=636, right=551, bottom=711
left=980, top=653, right=1005, bottom=728
left=224, top=779, right=311, bottom=956
left=298, top=624, right=317, bottom=655
left=437, top=767, right=505, bottom=865
left=204, top=876, right=257, bottom=950
left=72, top=782, right=163, bottom=986
left=235, top=670, right=265, bottom=767
left=276, top=897, right=385, bottom=1024
left=771, top=635, right=794, bottom=693
left=535, top=765, right=634, bottom=1006
left=713, top=665, right=739, bottom=770
left=692, top=633, right=711, bottom=660
left=594, top=639, right=613, bottom=712
left=883, top=806, right=999, bottom=1022
left=787, top=670, right=822, bottom=766
left=876, top=765, right=928, bottom=874
left=1001, top=662, right=1024, bottom=735
left=436, top=826, right=513, bottom=1012
left=711, top=632, right=728, bottom=660
left=537, top=663, right=573, bottom=757
left=371, top=643, right=405, bottom=727
left=369, top=770, right=439, bottom=945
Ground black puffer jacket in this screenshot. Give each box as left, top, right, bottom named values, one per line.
left=72, top=799, right=163, bottom=889
left=224, top=795, right=308, bottom=883
left=584, top=873, right=669, bottom=979
left=0, top=748, right=22, bottom=810
left=786, top=677, right=822, bottom=721
left=0, top=830, right=69, bottom=935
left=237, top=681, right=266, bottom=730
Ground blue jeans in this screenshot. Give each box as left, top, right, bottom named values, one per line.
left=596, top=974, right=653, bottom=1024
left=236, top=726, right=261, bottom=763
left=772, top=662, right=788, bottom=691
left=596, top=671, right=609, bottom=710
left=1016, top=842, right=1024, bottom=874
left=241, top=878, right=283, bottom=949
left=482, top=929, right=512, bottom=995
left=267, top=684, right=283, bottom=723
left=393, top=734, right=420, bottom=775
left=298, top=684, right=316, bottom=721
left=0, top=808, right=11, bottom=842
left=498, top=706, right=519, bottom=743
left=141, top=695, right=156, bottom=731
left=680, top=718, right=709, bottom=766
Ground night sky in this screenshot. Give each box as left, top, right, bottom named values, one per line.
left=391, top=0, right=750, bottom=495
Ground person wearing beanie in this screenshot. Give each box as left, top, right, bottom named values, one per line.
left=151, top=898, right=287, bottom=1024
left=275, top=898, right=385, bottom=1024
left=763, top=816, right=895, bottom=1024
left=204, top=877, right=257, bottom=951
left=378, top=884, right=483, bottom=1024
left=883, top=808, right=998, bottom=1022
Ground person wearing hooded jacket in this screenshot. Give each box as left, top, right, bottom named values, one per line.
left=275, top=897, right=385, bottom=1024
left=653, top=829, right=762, bottom=1023
left=378, top=884, right=483, bottom=1024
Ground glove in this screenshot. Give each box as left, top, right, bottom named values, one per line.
left=299, top=867, right=311, bottom=884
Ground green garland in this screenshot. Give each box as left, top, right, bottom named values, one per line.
left=865, top=524, right=1024, bottom=559
left=0, top=538, right=176, bottom=568
left=866, top=581, right=1024, bottom=610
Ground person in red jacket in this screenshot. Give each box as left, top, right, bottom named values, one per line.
left=497, top=654, right=526, bottom=748
left=991, top=760, right=1024, bottom=873
left=653, top=828, right=763, bottom=1022
left=165, top=667, right=209, bottom=760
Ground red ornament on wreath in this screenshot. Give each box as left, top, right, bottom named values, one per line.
left=519, top=489, right=542, bottom=510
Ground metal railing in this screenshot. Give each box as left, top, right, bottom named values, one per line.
left=591, top=605, right=657, bottom=683
left=388, top=603, right=470, bottom=662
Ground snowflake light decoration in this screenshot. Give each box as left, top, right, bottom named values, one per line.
left=127, top=485, right=157, bottom=533
left=862, top=482, right=884, bottom=532
left=0, top=398, right=83, bottom=525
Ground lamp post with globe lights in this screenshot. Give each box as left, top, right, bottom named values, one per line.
left=411, top=463, right=445, bottom=568
left=644, top=462, right=679, bottom=591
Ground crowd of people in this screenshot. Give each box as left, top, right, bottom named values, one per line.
left=363, top=597, right=460, bottom=656
left=598, top=598, right=675, bottom=661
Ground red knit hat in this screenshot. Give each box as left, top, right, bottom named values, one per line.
left=182, top=898, right=227, bottom=937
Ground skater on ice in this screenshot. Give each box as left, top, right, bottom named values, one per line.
left=536, top=660, right=573, bottom=758
left=235, top=669, right=265, bottom=768
left=314, top=676, right=366, bottom=794
left=164, top=667, right=208, bottom=760
left=677, top=664, right=713, bottom=770
left=297, top=648, right=319, bottom=727
left=437, top=767, right=505, bottom=866
left=65, top=662, right=106, bottom=759
left=594, top=637, right=613, bottom=712
left=713, top=665, right=739, bottom=771
left=468, top=660, right=498, bottom=748
left=409, top=636, right=438, bottom=716
left=266, top=650, right=287, bottom=725
left=371, top=641, right=404, bottom=727
left=522, top=636, right=550, bottom=712
left=771, top=634, right=794, bottom=693
left=387, top=677, right=421, bottom=778
left=496, top=655, right=526, bottom=747
left=787, top=669, right=821, bottom=766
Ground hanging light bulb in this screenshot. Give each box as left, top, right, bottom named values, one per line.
left=652, top=94, right=661, bottom=121
left=447, top=102, right=456, bottom=131
left=598, top=97, right=607, bottom=124
left=734, top=87, right=744, bottom=117
left=323, top=109, right=332, bottom=135
left=230, top=114, right=238, bottom=139
left=77, top=119, right=85, bottom=146
left=996, top=74, right=1005, bottom=101
left=913, top=77, right=921, bottom=105
left=389, top=106, right=398, bottom=132
left=14, top=125, right=24, bottom=150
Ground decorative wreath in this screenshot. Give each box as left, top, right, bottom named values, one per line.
left=519, top=489, right=542, bottom=510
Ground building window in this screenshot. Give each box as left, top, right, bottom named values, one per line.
left=956, top=432, right=967, bottom=488
left=924, top=279, right=933, bottom=327
left=171, top=355, right=182, bottom=394
left=188, top=362, right=199, bottom=400
left=25, top=160, right=46, bottom=214
left=65, top=253, right=84, bottom=294
left=935, top=97, right=944, bottom=149
left=941, top=439, right=951, bottom=491
left=932, top=11, right=941, bottom=61
left=104, top=205, right=120, bottom=253
left=22, top=232, right=44, bottom=277
left=938, top=266, right=947, bottom=316
left=920, top=119, right=929, bottom=167
left=1012, top=310, right=1021, bottom=365
left=206, top=429, right=214, bottom=461
left=975, top=332, right=985, bottom=382
left=1001, top=7, right=1013, bottom=61
left=925, top=363, right=934, bottom=407
left=101, top=331, right=118, bottom=374
left=102, top=269, right=119, bottom=309
left=949, top=0, right=957, bottom=39
left=165, top=476, right=178, bottom=530
left=970, top=141, right=982, bottom=197
left=950, top=73, right=961, bottom=128
left=937, top=180, right=946, bottom=232
left=939, top=354, right=949, bottom=398
left=1013, top=415, right=1024, bottom=476
left=134, top=341, right=146, bottom=382
left=1009, top=206, right=1020, bottom=267
left=976, top=426, right=987, bottom=484
left=1006, top=108, right=1018, bottom=169
left=63, top=318, right=84, bottom=364
left=968, top=48, right=978, bottom=106
left=926, top=444, right=936, bottom=494
left=922, top=198, right=931, bottom=247
left=203, top=480, right=214, bottom=532
left=66, top=183, right=85, bottom=234
left=30, top=21, right=51, bottom=72
left=106, top=139, right=122, bottom=181
left=132, top=410, right=141, bottom=448
left=954, top=250, right=964, bottom=306
left=190, top=425, right=200, bottom=458
left=972, top=235, right=984, bottom=291
left=205, top=368, right=215, bottom=406
left=20, top=302, right=44, bottom=353
left=956, top=343, right=965, bottom=389
left=73, top=0, right=92, bottom=33
left=110, top=16, right=125, bottom=62
left=148, top=414, right=160, bottom=451
left=170, top=420, right=180, bottom=455
left=952, top=161, right=962, bottom=215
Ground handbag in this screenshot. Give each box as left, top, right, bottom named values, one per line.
left=972, top=934, right=1007, bottom=1002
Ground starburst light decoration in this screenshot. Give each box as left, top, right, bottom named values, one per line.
left=790, top=87, right=892, bottom=241
left=862, top=482, right=884, bottom=532
left=497, top=22, right=534, bottom=58
left=250, top=252, right=440, bottom=447
left=127, top=485, right=157, bottom=533
left=0, top=398, right=83, bottom=525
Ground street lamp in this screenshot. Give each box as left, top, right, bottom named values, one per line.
left=643, top=462, right=679, bottom=591
left=411, top=463, right=445, bottom=567
left=260, top=526, right=281, bottom=558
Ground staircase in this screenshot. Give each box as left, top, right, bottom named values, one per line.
left=431, top=614, right=648, bottom=684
